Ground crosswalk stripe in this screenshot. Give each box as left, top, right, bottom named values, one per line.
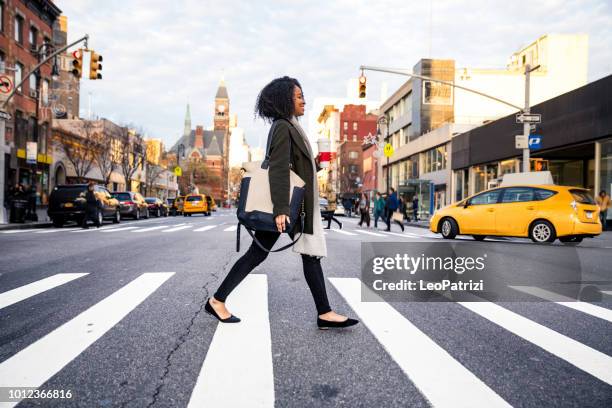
left=132, top=225, right=169, bottom=233
left=162, top=225, right=191, bottom=233
left=353, top=230, right=386, bottom=237
left=510, top=286, right=612, bottom=323
left=101, top=226, right=140, bottom=232
left=0, top=273, right=89, bottom=310
left=34, top=228, right=81, bottom=234
left=0, top=230, right=29, bottom=234
left=459, top=301, right=612, bottom=385
left=223, top=225, right=237, bottom=232
left=332, top=229, right=357, bottom=236
left=188, top=274, right=274, bottom=407
left=329, top=278, right=510, bottom=407
left=379, top=231, right=414, bottom=238
left=193, top=225, right=217, bottom=232
left=0, top=272, right=174, bottom=407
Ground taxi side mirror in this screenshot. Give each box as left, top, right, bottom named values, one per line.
left=463, top=200, right=470, bottom=208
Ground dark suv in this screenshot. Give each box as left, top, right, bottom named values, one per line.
left=48, top=184, right=121, bottom=227
left=111, top=191, right=149, bottom=220
left=145, top=197, right=168, bottom=217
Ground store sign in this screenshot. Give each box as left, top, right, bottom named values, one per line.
left=26, top=142, right=37, bottom=164
left=422, top=80, right=453, bottom=105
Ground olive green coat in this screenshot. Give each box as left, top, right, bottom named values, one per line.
left=268, top=119, right=320, bottom=235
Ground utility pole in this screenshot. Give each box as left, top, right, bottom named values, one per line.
left=521, top=64, right=540, bottom=172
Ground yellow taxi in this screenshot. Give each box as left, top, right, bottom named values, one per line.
left=183, top=194, right=211, bottom=216
left=430, top=185, right=601, bottom=244
left=172, top=196, right=185, bottom=215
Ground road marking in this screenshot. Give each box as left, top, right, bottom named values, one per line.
left=459, top=301, right=612, bottom=385
left=132, top=225, right=170, bottom=233
left=223, top=225, right=237, bottom=232
left=354, top=229, right=386, bottom=237
left=188, top=274, right=274, bottom=408
left=193, top=225, right=217, bottom=232
left=0, top=230, right=29, bottom=234
left=602, top=290, right=612, bottom=295
left=0, top=272, right=174, bottom=407
left=332, top=229, right=357, bottom=236
left=509, top=286, right=612, bottom=323
left=101, top=226, right=140, bottom=233
left=329, top=278, right=510, bottom=408
left=0, top=273, right=89, bottom=310
left=34, top=228, right=82, bottom=234
left=162, top=225, right=191, bottom=233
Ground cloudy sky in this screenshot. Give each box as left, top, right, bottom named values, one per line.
left=56, top=0, right=612, bottom=149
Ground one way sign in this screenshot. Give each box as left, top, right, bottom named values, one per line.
left=516, top=113, right=541, bottom=124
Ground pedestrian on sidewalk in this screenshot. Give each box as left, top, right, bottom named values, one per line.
left=373, top=192, right=385, bottom=228
left=399, top=197, right=409, bottom=223
left=385, top=187, right=404, bottom=232
left=412, top=196, right=419, bottom=222
left=357, top=192, right=370, bottom=228
left=207, top=76, right=358, bottom=330
left=82, top=182, right=101, bottom=229
left=596, top=190, right=610, bottom=229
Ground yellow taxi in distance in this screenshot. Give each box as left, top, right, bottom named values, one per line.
left=173, top=196, right=185, bottom=215
left=430, top=185, right=601, bottom=244
left=183, top=194, right=211, bottom=216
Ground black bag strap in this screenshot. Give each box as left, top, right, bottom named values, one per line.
left=261, top=119, right=294, bottom=170
left=236, top=213, right=305, bottom=253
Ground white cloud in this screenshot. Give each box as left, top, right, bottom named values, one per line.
left=56, top=0, right=612, bottom=149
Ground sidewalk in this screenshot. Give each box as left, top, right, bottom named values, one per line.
left=0, top=206, right=52, bottom=230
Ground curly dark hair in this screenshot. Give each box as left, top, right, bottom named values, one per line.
left=254, top=76, right=302, bottom=123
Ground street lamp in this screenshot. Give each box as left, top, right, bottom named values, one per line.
left=377, top=115, right=389, bottom=193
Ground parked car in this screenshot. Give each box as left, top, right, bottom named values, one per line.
left=111, top=191, right=149, bottom=220
left=430, top=185, right=602, bottom=244
left=145, top=197, right=168, bottom=217
left=183, top=194, right=210, bottom=216
left=166, top=198, right=176, bottom=215
left=48, top=184, right=121, bottom=227
left=171, top=196, right=185, bottom=216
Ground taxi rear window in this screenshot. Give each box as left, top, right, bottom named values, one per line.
left=186, top=196, right=202, bottom=202
left=569, top=189, right=595, bottom=204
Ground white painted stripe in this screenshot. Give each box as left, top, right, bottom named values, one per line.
left=223, top=225, right=237, bottom=232
left=329, top=278, right=510, bottom=408
left=188, top=274, right=274, bottom=408
left=0, top=272, right=174, bottom=407
left=354, top=229, right=386, bottom=237
left=0, top=274, right=88, bottom=310
left=601, top=290, right=612, bottom=295
left=459, top=301, right=612, bottom=385
left=509, top=286, right=612, bottom=323
left=332, top=229, right=357, bottom=236
left=34, top=228, right=82, bottom=234
left=162, top=225, right=191, bottom=233
left=101, top=226, right=140, bottom=233
left=0, top=230, right=29, bottom=234
left=194, top=225, right=217, bottom=232
left=132, top=225, right=169, bottom=233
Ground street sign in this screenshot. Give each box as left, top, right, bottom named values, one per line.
left=0, top=75, right=13, bottom=94
left=383, top=143, right=394, bottom=157
left=174, top=166, right=182, bottom=177
left=515, top=135, right=528, bottom=149
left=516, top=113, right=541, bottom=124
left=0, top=110, right=11, bottom=121
left=528, top=134, right=543, bottom=149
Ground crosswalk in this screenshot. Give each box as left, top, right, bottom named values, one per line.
left=0, top=271, right=610, bottom=407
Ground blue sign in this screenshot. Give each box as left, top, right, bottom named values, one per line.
left=528, top=134, right=542, bottom=150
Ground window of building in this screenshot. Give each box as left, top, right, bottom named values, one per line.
left=42, top=79, right=49, bottom=105
left=349, top=164, right=358, bottom=173
left=29, top=26, right=37, bottom=49
left=343, top=134, right=347, bottom=142
left=0, top=3, right=4, bottom=33
left=15, top=62, right=23, bottom=92
left=352, top=134, right=357, bottom=142
left=14, top=15, right=23, bottom=44
left=0, top=51, right=5, bottom=73
left=352, top=122, right=358, bottom=131
left=343, top=121, right=348, bottom=130
left=348, top=151, right=358, bottom=160
left=402, top=125, right=411, bottom=144
left=29, top=73, right=37, bottom=95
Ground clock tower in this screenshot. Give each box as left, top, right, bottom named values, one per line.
left=214, top=79, right=230, bottom=131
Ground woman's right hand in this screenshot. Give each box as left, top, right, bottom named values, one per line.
left=275, top=214, right=290, bottom=232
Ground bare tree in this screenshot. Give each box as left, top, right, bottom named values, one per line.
left=119, top=126, right=145, bottom=192
left=54, top=129, right=97, bottom=183
left=144, top=164, right=165, bottom=196
left=90, top=121, right=119, bottom=187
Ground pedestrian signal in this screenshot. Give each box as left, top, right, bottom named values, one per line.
left=358, top=75, right=367, bottom=98
left=71, top=49, right=83, bottom=79
left=89, top=51, right=103, bottom=80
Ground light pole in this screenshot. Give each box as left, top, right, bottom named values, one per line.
left=377, top=115, right=389, bottom=193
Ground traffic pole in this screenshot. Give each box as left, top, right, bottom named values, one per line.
left=522, top=64, right=531, bottom=172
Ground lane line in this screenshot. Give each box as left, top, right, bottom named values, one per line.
left=353, top=230, right=386, bottom=237
left=193, top=225, right=218, bottom=232
left=0, top=273, right=89, bottom=310
left=223, top=225, right=237, bottom=232
left=509, top=286, right=612, bottom=323
left=0, top=272, right=174, bottom=408
left=459, top=301, right=612, bottom=385
left=329, top=278, right=510, bottom=408
left=101, top=226, right=140, bottom=233
left=332, top=229, right=357, bottom=236
left=188, top=274, right=274, bottom=408
left=162, top=225, right=191, bottom=233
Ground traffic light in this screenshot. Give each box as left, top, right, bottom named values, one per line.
left=531, top=158, right=549, bottom=171
left=89, top=51, right=103, bottom=80
left=71, top=49, right=83, bottom=78
left=358, top=75, right=367, bottom=98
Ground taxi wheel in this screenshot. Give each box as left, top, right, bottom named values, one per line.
left=559, top=236, right=583, bottom=245
left=97, top=210, right=104, bottom=227
left=113, top=210, right=121, bottom=223
left=529, top=220, right=556, bottom=243
left=440, top=218, right=458, bottom=239
left=183, top=213, right=188, bottom=217
left=52, top=218, right=64, bottom=228
left=472, top=235, right=486, bottom=241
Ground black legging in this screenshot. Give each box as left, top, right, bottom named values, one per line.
left=214, top=230, right=332, bottom=315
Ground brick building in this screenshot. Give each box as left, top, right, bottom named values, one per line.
left=1, top=0, right=61, bottom=205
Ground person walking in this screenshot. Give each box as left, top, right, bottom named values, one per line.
left=207, top=76, right=358, bottom=330
left=596, top=190, right=610, bottom=229
left=412, top=196, right=419, bottom=222
left=357, top=192, right=370, bottom=228
left=82, top=182, right=101, bottom=229
left=385, top=187, right=404, bottom=232
left=399, top=197, right=409, bottom=223
left=373, top=192, right=385, bottom=228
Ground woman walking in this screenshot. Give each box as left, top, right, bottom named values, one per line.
left=357, top=192, right=370, bottom=228
left=206, top=76, right=358, bottom=330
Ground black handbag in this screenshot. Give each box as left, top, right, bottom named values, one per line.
left=236, top=120, right=306, bottom=253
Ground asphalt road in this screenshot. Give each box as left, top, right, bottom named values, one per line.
left=0, top=209, right=611, bottom=407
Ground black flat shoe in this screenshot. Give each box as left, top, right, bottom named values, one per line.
left=205, top=298, right=241, bottom=323
left=317, top=317, right=359, bottom=330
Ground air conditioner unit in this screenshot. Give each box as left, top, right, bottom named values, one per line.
left=29, top=90, right=37, bottom=98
